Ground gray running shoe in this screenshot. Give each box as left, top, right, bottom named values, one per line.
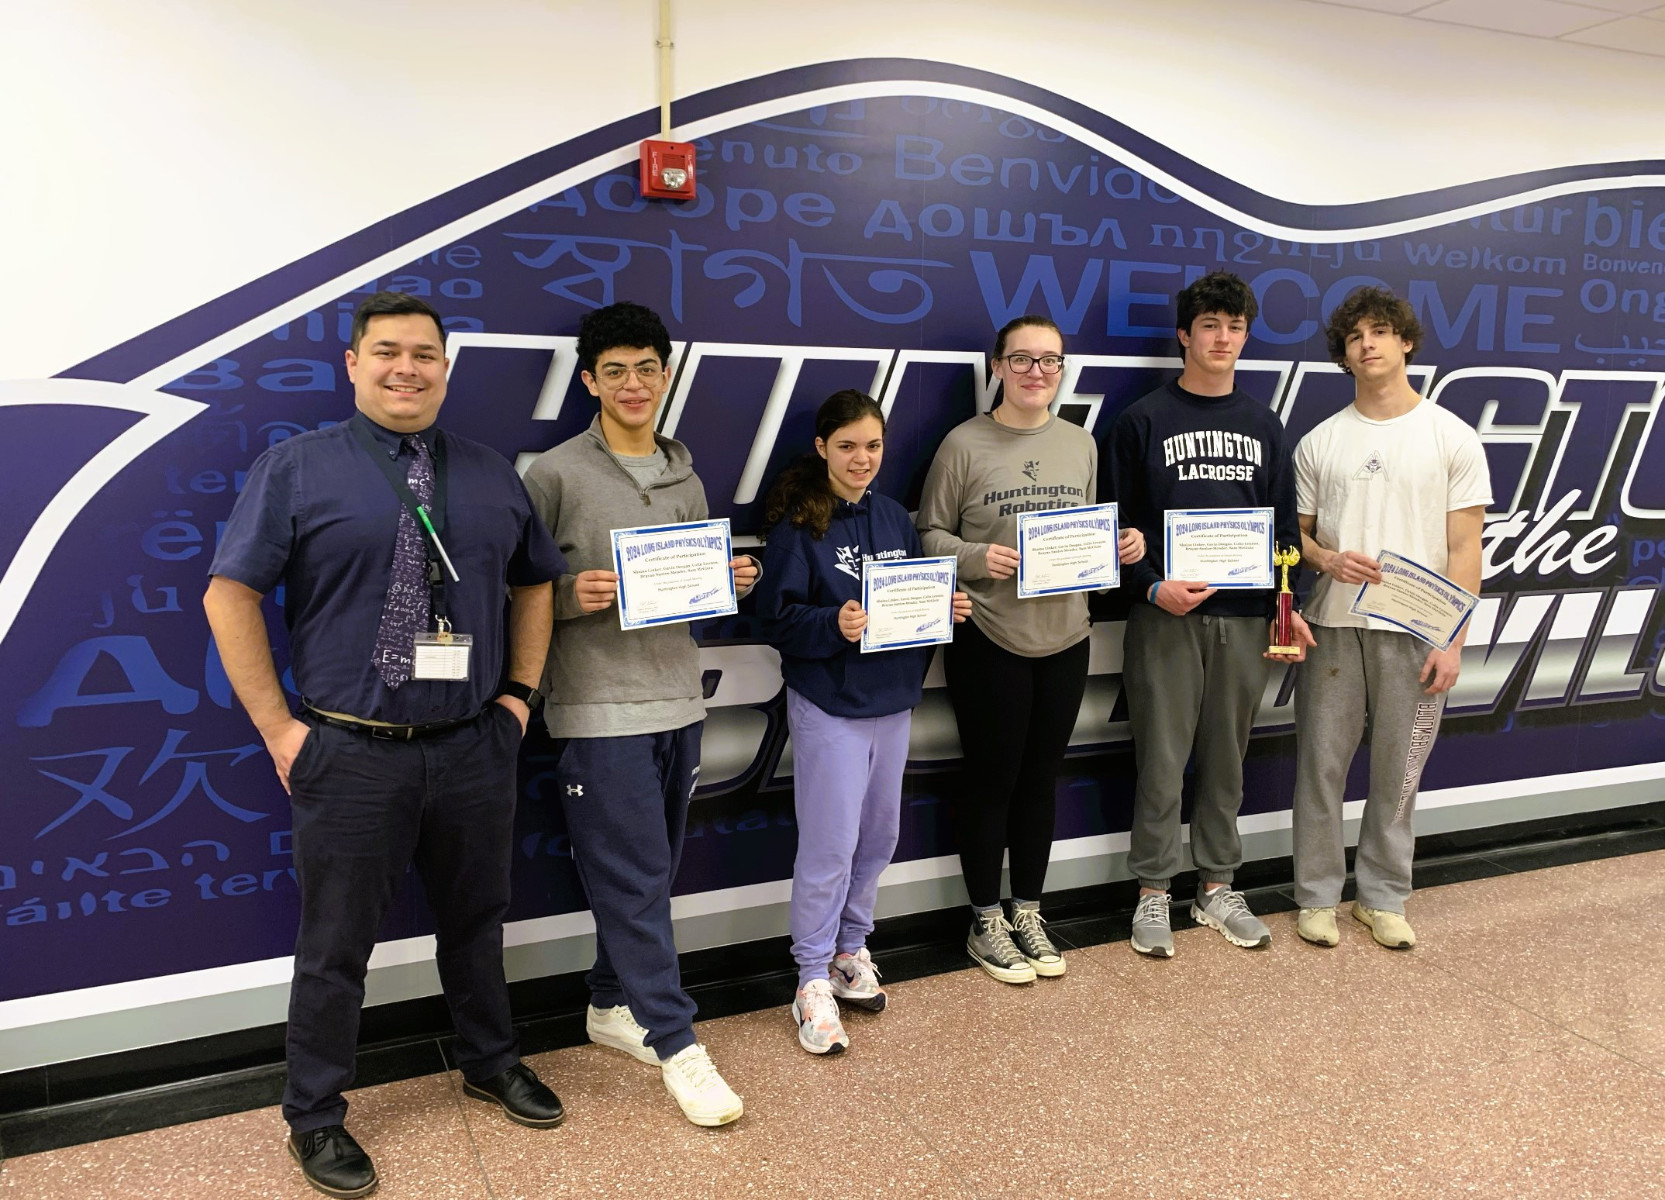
left=1008, top=902, right=1066, bottom=977
left=967, top=911, right=1037, bottom=984
left=1130, top=892, right=1174, bottom=958
left=1192, top=886, right=1271, bottom=948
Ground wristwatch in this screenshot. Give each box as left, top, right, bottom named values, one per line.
left=499, top=680, right=543, bottom=709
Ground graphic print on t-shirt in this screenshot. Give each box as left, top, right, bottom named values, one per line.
left=980, top=452, right=1090, bottom=517
left=1160, top=428, right=1264, bottom=483
left=1356, top=450, right=1386, bottom=481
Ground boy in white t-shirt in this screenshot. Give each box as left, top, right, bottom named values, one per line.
left=1291, top=287, right=1491, bottom=950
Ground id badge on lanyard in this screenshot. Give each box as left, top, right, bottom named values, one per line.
left=353, top=417, right=473, bottom=682
left=410, top=522, right=470, bottom=681
left=414, top=618, right=473, bottom=680
left=410, top=505, right=470, bottom=681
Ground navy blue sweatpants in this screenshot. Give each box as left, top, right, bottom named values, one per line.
left=556, top=723, right=702, bottom=1061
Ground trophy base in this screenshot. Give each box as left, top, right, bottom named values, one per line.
left=1267, top=644, right=1301, bottom=656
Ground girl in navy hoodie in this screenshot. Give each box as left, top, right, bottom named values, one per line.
left=757, top=390, right=970, bottom=1056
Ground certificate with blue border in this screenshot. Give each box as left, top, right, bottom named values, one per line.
left=860, top=556, right=957, bottom=654
left=1163, top=507, right=1275, bottom=589
left=1015, top=504, right=1121, bottom=598
left=1349, top=550, right=1479, bottom=651
left=610, top=518, right=737, bottom=631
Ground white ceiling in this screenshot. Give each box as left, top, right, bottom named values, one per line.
left=1304, top=0, right=1665, bottom=55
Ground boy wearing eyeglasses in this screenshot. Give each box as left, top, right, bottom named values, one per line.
left=521, top=302, right=758, bottom=1127
left=1109, top=272, right=1309, bottom=958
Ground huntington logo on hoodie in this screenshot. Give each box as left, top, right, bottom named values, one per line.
left=832, top=543, right=907, bottom=580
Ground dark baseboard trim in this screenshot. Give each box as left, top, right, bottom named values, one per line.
left=4, top=799, right=1663, bottom=1160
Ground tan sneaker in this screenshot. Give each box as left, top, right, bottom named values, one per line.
left=1297, top=906, right=1339, bottom=947
left=1352, top=903, right=1416, bottom=949
left=661, top=1044, right=743, bottom=1127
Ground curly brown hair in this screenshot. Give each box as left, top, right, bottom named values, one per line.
left=1178, top=271, right=1258, bottom=333
left=1324, top=286, right=1423, bottom=372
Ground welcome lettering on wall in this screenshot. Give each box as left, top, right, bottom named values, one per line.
left=4, top=63, right=1664, bottom=1002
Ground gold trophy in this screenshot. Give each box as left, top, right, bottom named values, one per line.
left=1269, top=544, right=1301, bottom=656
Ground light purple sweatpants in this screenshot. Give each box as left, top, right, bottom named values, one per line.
left=786, top=688, right=911, bottom=989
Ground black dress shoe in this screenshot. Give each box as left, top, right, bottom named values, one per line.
left=287, top=1124, right=378, bottom=1198
left=462, top=1061, right=565, bottom=1128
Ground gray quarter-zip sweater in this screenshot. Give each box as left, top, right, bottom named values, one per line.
left=522, top=415, right=722, bottom=738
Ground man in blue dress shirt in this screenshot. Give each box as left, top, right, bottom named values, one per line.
left=204, top=292, right=566, bottom=1198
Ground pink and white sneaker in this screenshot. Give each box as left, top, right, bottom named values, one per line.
left=791, top=978, right=850, bottom=1055
left=828, top=948, right=887, bottom=1012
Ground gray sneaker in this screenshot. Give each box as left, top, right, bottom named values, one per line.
left=1130, top=892, right=1174, bottom=958
left=1192, top=886, right=1271, bottom=948
left=1008, top=902, right=1065, bottom=977
left=966, top=911, right=1037, bottom=984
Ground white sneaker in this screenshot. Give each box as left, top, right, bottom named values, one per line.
left=828, top=948, right=887, bottom=1012
left=585, top=1003, right=658, bottom=1066
left=791, top=978, right=850, bottom=1055
left=660, top=1044, right=744, bottom=1127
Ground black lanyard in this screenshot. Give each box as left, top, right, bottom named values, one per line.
left=351, top=414, right=452, bottom=623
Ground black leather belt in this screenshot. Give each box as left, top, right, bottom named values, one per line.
left=304, top=705, right=481, bottom=741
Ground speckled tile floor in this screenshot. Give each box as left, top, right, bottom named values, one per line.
left=6, top=850, right=1665, bottom=1200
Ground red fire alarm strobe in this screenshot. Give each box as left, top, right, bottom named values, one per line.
left=640, top=139, right=697, bottom=200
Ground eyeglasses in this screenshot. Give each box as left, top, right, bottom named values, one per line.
left=997, top=353, right=1066, bottom=375
left=596, top=362, right=664, bottom=385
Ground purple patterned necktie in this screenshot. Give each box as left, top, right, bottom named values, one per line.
left=372, top=434, right=435, bottom=689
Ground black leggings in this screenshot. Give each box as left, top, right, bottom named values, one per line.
left=943, top=619, right=1091, bottom=909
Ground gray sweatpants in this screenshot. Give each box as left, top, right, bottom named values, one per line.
left=1292, top=626, right=1445, bottom=913
left=1124, top=604, right=1271, bottom=892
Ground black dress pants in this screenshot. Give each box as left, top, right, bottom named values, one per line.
left=281, top=705, right=522, bottom=1132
